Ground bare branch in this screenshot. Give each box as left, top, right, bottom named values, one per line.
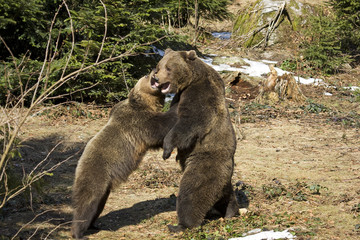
left=96, top=0, right=108, bottom=63
left=11, top=210, right=52, bottom=240
left=0, top=151, right=77, bottom=208
left=46, top=82, right=100, bottom=100
left=60, top=0, right=75, bottom=80
left=31, top=2, right=65, bottom=106
left=44, top=220, right=73, bottom=240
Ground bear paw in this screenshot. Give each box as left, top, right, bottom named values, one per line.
left=162, top=148, right=172, bottom=160
left=167, top=224, right=185, bottom=232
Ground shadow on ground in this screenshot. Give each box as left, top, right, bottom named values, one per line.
left=86, top=196, right=177, bottom=235
left=0, top=133, right=85, bottom=239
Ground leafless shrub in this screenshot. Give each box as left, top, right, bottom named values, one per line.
left=0, top=0, right=164, bottom=210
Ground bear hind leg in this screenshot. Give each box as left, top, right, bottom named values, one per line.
left=219, top=182, right=239, bottom=218
left=169, top=160, right=227, bottom=232
left=224, top=191, right=239, bottom=218
left=71, top=183, right=111, bottom=239
left=206, top=181, right=239, bottom=219
left=89, top=184, right=111, bottom=228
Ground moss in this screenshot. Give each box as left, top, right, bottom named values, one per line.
left=233, top=0, right=315, bottom=48
left=233, top=0, right=264, bottom=47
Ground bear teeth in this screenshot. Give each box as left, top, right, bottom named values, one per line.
left=150, top=77, right=160, bottom=89
left=161, top=82, right=171, bottom=94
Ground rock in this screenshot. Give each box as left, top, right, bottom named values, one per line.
left=212, top=56, right=249, bottom=67
left=232, top=0, right=314, bottom=48
left=239, top=208, right=248, bottom=215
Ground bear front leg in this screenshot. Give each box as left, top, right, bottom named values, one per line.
left=162, top=130, right=175, bottom=159
left=162, top=118, right=199, bottom=160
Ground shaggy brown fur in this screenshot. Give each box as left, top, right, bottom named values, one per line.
left=71, top=74, right=177, bottom=239
left=153, top=49, right=239, bottom=232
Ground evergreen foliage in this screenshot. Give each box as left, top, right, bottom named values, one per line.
left=301, top=8, right=349, bottom=74
left=328, top=0, right=360, bottom=53
left=300, top=1, right=360, bottom=74
left=0, top=0, right=230, bottom=104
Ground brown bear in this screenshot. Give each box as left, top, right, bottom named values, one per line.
left=71, top=73, right=177, bottom=239
left=153, top=49, right=239, bottom=232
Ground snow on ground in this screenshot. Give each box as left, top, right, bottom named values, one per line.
left=344, top=86, right=360, bottom=91
left=149, top=46, right=359, bottom=91
left=201, top=56, right=324, bottom=85
left=229, top=229, right=295, bottom=240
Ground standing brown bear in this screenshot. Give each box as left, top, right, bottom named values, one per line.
left=71, top=74, right=177, bottom=239
left=153, top=49, right=239, bottom=232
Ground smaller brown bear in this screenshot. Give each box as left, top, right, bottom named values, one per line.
left=71, top=74, right=177, bottom=239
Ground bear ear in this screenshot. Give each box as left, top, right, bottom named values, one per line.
left=164, top=48, right=173, bottom=55
left=187, top=50, right=197, bottom=60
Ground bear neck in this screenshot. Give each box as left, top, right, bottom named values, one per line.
left=189, top=58, right=209, bottom=80
left=129, top=90, right=164, bottom=112
left=189, top=58, right=223, bottom=87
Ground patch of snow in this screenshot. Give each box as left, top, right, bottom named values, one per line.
left=296, top=76, right=323, bottom=85
left=201, top=56, right=215, bottom=65
left=201, top=56, right=324, bottom=85
left=262, top=60, right=278, bottom=64
left=229, top=229, right=295, bottom=240
left=324, top=92, right=333, bottom=96
left=241, top=58, right=277, bottom=77
left=213, top=64, right=246, bottom=72
left=165, top=93, right=175, bottom=103
left=201, top=57, right=244, bottom=72
left=212, top=32, right=232, bottom=40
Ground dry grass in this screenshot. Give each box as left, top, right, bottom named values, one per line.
left=0, top=90, right=359, bottom=239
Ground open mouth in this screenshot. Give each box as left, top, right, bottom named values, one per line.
left=150, top=76, right=160, bottom=89
left=160, top=82, right=171, bottom=94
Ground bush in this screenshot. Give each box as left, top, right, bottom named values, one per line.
left=300, top=7, right=351, bottom=74
left=328, top=0, right=360, bottom=54
left=0, top=0, right=231, bottom=105
left=300, top=1, right=360, bottom=75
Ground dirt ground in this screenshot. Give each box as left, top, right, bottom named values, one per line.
left=1, top=72, right=359, bottom=239
left=1, top=1, right=360, bottom=239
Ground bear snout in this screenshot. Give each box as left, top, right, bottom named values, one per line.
left=150, top=75, right=160, bottom=89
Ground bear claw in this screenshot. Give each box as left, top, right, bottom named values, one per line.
left=162, top=150, right=172, bottom=160
left=167, top=224, right=185, bottom=232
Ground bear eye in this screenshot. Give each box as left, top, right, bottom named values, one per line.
left=166, top=66, right=171, bottom=72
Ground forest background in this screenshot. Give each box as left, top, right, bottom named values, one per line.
left=0, top=0, right=359, bottom=105
left=0, top=0, right=360, bottom=239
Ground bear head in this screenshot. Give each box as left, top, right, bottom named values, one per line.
left=152, top=49, right=197, bottom=94
left=128, top=73, right=166, bottom=111
left=132, top=72, right=164, bottom=97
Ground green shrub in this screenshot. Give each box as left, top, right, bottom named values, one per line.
left=0, top=0, right=231, bottom=105
left=328, top=0, right=360, bottom=53
left=354, top=89, right=360, bottom=102
left=300, top=1, right=360, bottom=75
left=300, top=7, right=351, bottom=74
left=280, top=59, right=298, bottom=72
left=302, top=99, right=328, bottom=114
